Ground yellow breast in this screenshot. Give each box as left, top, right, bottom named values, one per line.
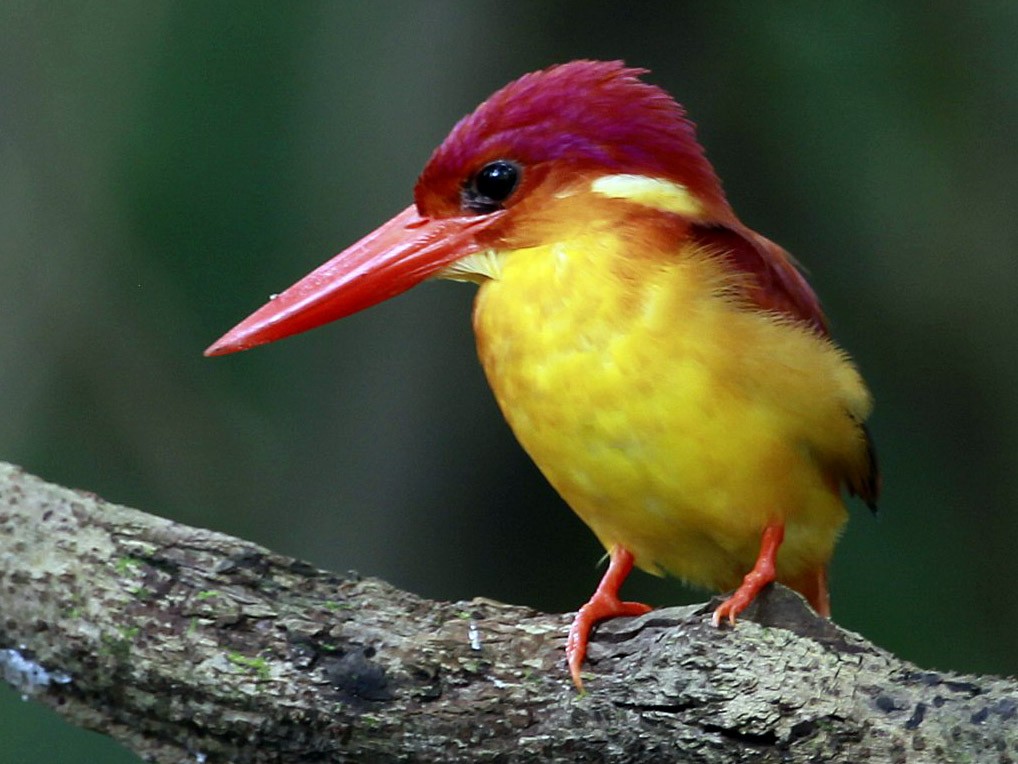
left=470, top=228, right=871, bottom=591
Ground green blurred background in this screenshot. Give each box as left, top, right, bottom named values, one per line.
left=2, top=2, right=1016, bottom=760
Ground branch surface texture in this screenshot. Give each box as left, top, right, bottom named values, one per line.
left=0, top=462, right=1014, bottom=762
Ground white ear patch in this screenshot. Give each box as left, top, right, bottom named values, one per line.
left=434, top=249, right=505, bottom=283
left=590, top=174, right=702, bottom=217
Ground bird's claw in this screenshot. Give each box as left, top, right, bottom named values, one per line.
left=567, top=593, right=652, bottom=691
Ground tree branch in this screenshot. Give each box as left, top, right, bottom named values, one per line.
left=0, top=462, right=1013, bottom=762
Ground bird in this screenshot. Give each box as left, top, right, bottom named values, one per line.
left=206, top=60, right=879, bottom=691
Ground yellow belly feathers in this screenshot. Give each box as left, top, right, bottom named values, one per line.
left=471, top=232, right=871, bottom=591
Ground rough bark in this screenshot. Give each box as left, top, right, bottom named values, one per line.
left=0, top=462, right=1014, bottom=763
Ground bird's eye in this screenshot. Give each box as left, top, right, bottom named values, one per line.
left=463, top=159, right=521, bottom=213
left=475, top=160, right=519, bottom=201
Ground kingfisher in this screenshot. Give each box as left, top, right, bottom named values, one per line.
left=206, top=61, right=879, bottom=690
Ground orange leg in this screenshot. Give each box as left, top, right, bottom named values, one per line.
left=787, top=565, right=831, bottom=617
left=711, top=523, right=784, bottom=627
left=566, top=545, right=652, bottom=691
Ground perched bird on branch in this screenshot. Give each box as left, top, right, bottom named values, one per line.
left=207, top=60, right=879, bottom=690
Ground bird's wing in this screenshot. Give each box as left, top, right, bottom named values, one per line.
left=849, top=422, right=881, bottom=513
left=690, top=221, right=881, bottom=512
left=689, top=222, right=828, bottom=335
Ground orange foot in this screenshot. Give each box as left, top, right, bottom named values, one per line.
left=711, top=523, right=784, bottom=627
left=566, top=545, right=652, bottom=691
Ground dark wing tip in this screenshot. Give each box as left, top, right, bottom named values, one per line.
left=852, top=422, right=881, bottom=516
